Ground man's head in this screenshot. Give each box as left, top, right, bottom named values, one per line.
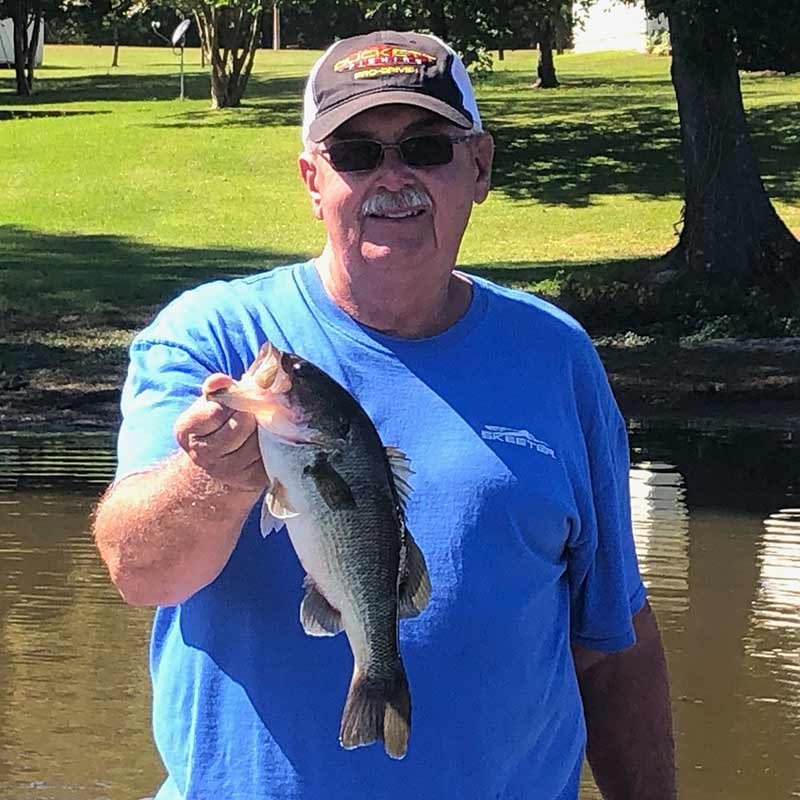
left=298, top=31, right=494, bottom=279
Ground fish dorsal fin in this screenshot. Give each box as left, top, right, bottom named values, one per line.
left=398, top=528, right=431, bottom=619
left=300, top=577, right=344, bottom=637
left=385, top=445, right=414, bottom=514
left=266, top=478, right=299, bottom=520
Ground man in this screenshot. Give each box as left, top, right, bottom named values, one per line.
left=94, top=30, right=675, bottom=800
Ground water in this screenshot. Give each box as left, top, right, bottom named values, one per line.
left=0, top=428, right=799, bottom=799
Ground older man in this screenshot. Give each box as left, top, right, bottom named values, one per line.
left=94, top=30, right=675, bottom=800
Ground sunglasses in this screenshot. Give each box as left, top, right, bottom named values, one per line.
left=320, top=133, right=474, bottom=173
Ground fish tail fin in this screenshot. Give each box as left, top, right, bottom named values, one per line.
left=339, top=663, right=411, bottom=760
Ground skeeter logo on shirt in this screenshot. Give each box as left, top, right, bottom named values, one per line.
left=480, top=425, right=557, bottom=459
left=333, top=46, right=437, bottom=80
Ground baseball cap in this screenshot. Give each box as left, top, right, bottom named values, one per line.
left=301, top=30, right=482, bottom=143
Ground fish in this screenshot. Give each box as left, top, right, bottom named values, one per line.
left=205, top=343, right=431, bottom=759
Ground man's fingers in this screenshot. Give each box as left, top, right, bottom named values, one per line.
left=175, top=394, right=235, bottom=443
left=237, top=455, right=269, bottom=491
left=221, top=428, right=262, bottom=465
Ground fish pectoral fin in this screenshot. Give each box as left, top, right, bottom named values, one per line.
left=266, top=479, right=299, bottom=520
left=260, top=493, right=282, bottom=537
left=398, top=528, right=431, bottom=619
left=303, top=452, right=356, bottom=511
left=300, top=578, right=344, bottom=637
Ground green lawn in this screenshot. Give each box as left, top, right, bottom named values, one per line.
left=2, top=44, right=799, bottom=324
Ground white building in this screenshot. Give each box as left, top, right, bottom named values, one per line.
left=0, top=17, right=44, bottom=67
left=573, top=0, right=667, bottom=53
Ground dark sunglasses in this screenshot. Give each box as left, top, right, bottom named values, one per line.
left=321, top=133, right=474, bottom=173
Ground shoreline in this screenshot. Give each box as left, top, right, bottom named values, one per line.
left=3, top=338, right=800, bottom=435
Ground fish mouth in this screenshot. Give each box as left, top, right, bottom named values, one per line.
left=204, top=342, right=293, bottom=408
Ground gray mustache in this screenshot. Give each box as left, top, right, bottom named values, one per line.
left=362, top=187, right=432, bottom=216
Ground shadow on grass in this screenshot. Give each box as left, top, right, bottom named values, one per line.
left=462, top=255, right=659, bottom=287
left=1, top=225, right=310, bottom=328
left=0, top=108, right=111, bottom=120
left=486, top=95, right=800, bottom=207
left=3, top=67, right=798, bottom=210
left=0, top=70, right=304, bottom=106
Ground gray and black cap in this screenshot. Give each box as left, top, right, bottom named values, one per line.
left=301, top=30, right=482, bottom=143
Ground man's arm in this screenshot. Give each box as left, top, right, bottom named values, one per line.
left=572, top=600, right=676, bottom=800
left=93, top=377, right=267, bottom=607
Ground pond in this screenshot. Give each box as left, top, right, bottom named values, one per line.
left=0, top=426, right=798, bottom=799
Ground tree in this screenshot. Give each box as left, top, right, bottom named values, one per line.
left=103, top=0, right=148, bottom=66
left=125, top=0, right=263, bottom=106
left=57, top=0, right=150, bottom=67
left=644, top=0, right=800, bottom=313
left=359, top=0, right=499, bottom=72
left=1, top=0, right=44, bottom=95
left=189, top=0, right=264, bottom=107
left=491, top=0, right=582, bottom=88
left=735, top=3, right=800, bottom=75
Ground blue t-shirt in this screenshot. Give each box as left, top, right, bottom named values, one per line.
left=116, top=261, right=645, bottom=800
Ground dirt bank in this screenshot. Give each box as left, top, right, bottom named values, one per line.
left=3, top=333, right=800, bottom=434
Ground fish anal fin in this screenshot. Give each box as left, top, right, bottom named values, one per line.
left=398, top=529, right=431, bottom=619
left=300, top=578, right=343, bottom=637
left=266, top=479, right=298, bottom=520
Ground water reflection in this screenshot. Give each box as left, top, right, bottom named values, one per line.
left=744, top=509, right=800, bottom=719
left=0, top=486, right=160, bottom=800
left=1, top=430, right=800, bottom=799
left=629, top=461, right=690, bottom=629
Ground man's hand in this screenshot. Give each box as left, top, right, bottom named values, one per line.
left=174, top=374, right=268, bottom=492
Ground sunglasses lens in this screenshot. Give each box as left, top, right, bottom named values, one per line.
left=399, top=135, right=454, bottom=166
left=327, top=140, right=383, bottom=172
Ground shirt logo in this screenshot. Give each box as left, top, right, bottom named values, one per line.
left=480, top=425, right=556, bottom=459
left=334, top=46, right=436, bottom=79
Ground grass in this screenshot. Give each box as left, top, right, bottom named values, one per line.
left=1, top=46, right=799, bottom=328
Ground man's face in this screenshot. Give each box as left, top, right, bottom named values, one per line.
left=299, top=105, right=493, bottom=272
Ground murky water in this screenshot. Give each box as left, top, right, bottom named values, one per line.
left=0, top=428, right=799, bottom=799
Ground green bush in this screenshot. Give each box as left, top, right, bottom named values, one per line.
left=646, top=30, right=672, bottom=56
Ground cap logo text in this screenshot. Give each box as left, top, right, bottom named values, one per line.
left=334, top=46, right=436, bottom=78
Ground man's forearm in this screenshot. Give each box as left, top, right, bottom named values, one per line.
left=573, top=601, right=676, bottom=800
left=93, top=451, right=262, bottom=607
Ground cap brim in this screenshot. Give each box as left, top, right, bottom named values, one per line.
left=307, top=91, right=473, bottom=142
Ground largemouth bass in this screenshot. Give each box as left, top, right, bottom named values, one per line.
left=206, top=343, right=431, bottom=759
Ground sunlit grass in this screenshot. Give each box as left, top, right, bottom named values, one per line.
left=1, top=45, right=798, bottom=322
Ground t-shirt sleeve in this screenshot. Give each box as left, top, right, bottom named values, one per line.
left=115, top=338, right=217, bottom=482
left=566, top=343, right=647, bottom=652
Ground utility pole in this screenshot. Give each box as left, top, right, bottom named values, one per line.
left=272, top=3, right=280, bottom=50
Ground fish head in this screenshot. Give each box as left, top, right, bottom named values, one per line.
left=202, top=343, right=304, bottom=433
left=276, top=351, right=353, bottom=444
left=204, top=344, right=348, bottom=446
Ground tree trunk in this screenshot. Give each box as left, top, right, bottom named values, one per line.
left=12, top=0, right=31, bottom=96
left=666, top=7, right=800, bottom=307
left=533, top=18, right=559, bottom=89
left=498, top=48, right=505, bottom=61
left=430, top=0, right=448, bottom=41
left=24, top=0, right=41, bottom=89
left=197, top=4, right=260, bottom=109
left=112, top=36, right=120, bottom=68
